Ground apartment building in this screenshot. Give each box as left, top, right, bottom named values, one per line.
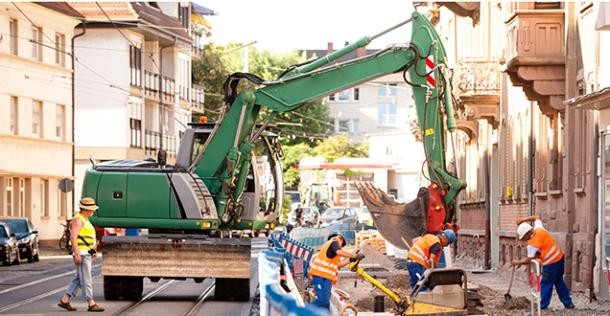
left=0, top=3, right=82, bottom=242
left=68, top=2, right=194, bottom=207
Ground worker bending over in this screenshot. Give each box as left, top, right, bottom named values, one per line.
left=513, top=215, right=575, bottom=310
left=406, top=229, right=456, bottom=289
left=308, top=232, right=364, bottom=310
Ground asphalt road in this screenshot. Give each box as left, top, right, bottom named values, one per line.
left=0, top=238, right=267, bottom=315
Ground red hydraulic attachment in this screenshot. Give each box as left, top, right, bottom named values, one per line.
left=425, top=182, right=446, bottom=234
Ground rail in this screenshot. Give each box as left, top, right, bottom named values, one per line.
left=144, top=130, right=177, bottom=156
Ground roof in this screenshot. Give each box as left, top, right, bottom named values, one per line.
left=68, top=2, right=190, bottom=41
left=68, top=2, right=138, bottom=21
left=131, top=2, right=190, bottom=41
left=37, top=2, right=85, bottom=19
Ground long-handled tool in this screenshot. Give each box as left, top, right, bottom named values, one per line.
left=505, top=265, right=516, bottom=301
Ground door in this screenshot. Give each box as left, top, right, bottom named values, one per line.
left=599, top=131, right=610, bottom=299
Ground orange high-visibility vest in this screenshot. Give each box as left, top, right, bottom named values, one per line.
left=407, top=234, right=441, bottom=268
left=528, top=227, right=564, bottom=266
left=308, top=239, right=341, bottom=284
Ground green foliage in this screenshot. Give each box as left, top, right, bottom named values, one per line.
left=312, top=135, right=368, bottom=162
left=280, top=193, right=292, bottom=224
left=192, top=44, right=230, bottom=120
left=281, top=143, right=315, bottom=189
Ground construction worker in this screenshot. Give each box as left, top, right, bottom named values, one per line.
left=406, top=229, right=456, bottom=289
left=513, top=215, right=575, bottom=310
left=58, top=197, right=104, bottom=312
left=308, top=232, right=364, bottom=310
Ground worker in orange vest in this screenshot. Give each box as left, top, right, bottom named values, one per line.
left=406, top=229, right=455, bottom=289
left=308, top=232, right=364, bottom=310
left=513, top=215, right=575, bottom=310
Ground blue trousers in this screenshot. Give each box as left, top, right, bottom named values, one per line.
left=540, top=257, right=574, bottom=309
left=311, top=276, right=332, bottom=310
left=407, top=261, right=428, bottom=291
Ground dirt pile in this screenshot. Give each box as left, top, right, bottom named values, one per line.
left=498, top=296, right=531, bottom=310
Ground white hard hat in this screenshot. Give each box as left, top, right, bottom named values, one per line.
left=517, top=222, right=533, bottom=240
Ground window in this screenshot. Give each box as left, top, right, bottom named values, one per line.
left=5, top=178, right=13, bottom=216
left=56, top=104, right=65, bottom=140
left=354, top=88, right=360, bottom=101
left=378, top=103, right=397, bottom=125
left=337, top=90, right=351, bottom=101
left=178, top=5, right=189, bottom=29
left=58, top=189, right=67, bottom=218
left=41, top=180, right=49, bottom=218
left=351, top=119, right=360, bottom=133
left=378, top=83, right=397, bottom=97
left=32, top=100, right=43, bottom=137
left=10, top=96, right=18, bottom=135
left=9, top=18, right=18, bottom=55
left=130, top=45, right=142, bottom=86
left=338, top=120, right=350, bottom=132
left=55, top=33, right=65, bottom=66
left=18, top=178, right=25, bottom=217
left=130, top=118, right=142, bottom=147
left=328, top=94, right=335, bottom=101
left=31, top=26, right=42, bottom=61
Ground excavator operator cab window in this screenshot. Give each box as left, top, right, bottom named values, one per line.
left=190, top=131, right=211, bottom=165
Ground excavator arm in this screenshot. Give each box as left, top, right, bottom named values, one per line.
left=191, top=11, right=465, bottom=244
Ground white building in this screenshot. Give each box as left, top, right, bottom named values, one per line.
left=0, top=3, right=82, bottom=242
left=69, top=2, right=194, bottom=209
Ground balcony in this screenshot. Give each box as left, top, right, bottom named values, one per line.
left=144, top=130, right=177, bottom=157
left=191, top=84, right=205, bottom=114
left=505, top=9, right=565, bottom=113
left=144, top=71, right=176, bottom=103
left=453, top=58, right=500, bottom=128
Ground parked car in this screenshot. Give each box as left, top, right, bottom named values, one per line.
left=0, top=223, right=20, bottom=266
left=0, top=217, right=39, bottom=262
left=320, top=207, right=358, bottom=226
left=288, top=206, right=320, bottom=227
left=355, top=207, right=374, bottom=226
left=286, top=190, right=302, bottom=211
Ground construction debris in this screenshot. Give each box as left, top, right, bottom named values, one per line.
left=356, top=230, right=387, bottom=254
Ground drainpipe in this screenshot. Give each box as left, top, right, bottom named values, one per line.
left=71, top=21, right=86, bottom=215
left=529, top=101, right=534, bottom=216
left=158, top=37, right=176, bottom=152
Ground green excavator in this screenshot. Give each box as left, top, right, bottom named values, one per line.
left=81, top=10, right=466, bottom=301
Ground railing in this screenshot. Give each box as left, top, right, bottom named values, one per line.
left=144, top=71, right=176, bottom=102
left=144, top=130, right=177, bottom=156
left=191, top=84, right=205, bottom=113
left=452, top=58, right=500, bottom=95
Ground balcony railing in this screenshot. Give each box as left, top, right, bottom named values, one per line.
left=191, top=84, right=205, bottom=113
left=452, top=59, right=500, bottom=96
left=144, top=71, right=176, bottom=102
left=144, top=130, right=177, bottom=156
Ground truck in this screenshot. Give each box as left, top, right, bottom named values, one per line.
left=81, top=10, right=466, bottom=301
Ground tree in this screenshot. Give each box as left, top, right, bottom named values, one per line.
left=192, top=44, right=230, bottom=121
left=281, top=143, right=315, bottom=189
left=312, top=135, right=368, bottom=162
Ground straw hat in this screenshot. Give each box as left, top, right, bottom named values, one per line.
left=79, top=197, right=99, bottom=211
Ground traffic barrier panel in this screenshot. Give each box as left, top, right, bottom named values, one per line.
left=529, top=259, right=541, bottom=316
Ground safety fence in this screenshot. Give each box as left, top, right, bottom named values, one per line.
left=259, top=237, right=328, bottom=316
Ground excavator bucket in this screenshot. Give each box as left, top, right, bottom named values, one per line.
left=356, top=182, right=448, bottom=250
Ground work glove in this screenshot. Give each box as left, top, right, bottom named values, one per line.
left=351, top=253, right=365, bottom=262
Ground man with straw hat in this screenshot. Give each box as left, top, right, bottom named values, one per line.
left=57, top=197, right=104, bottom=312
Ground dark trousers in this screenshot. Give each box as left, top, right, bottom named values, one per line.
left=407, top=261, right=428, bottom=291
left=311, top=276, right=332, bottom=310
left=540, top=257, right=574, bottom=309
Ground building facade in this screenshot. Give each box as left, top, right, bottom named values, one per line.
left=68, top=2, right=195, bottom=210
left=428, top=1, right=609, bottom=298
left=0, top=3, right=82, bottom=242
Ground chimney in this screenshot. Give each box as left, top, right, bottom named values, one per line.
left=356, top=47, right=366, bottom=57
left=327, top=42, right=333, bottom=53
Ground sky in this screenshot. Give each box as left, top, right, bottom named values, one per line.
left=196, top=0, right=415, bottom=53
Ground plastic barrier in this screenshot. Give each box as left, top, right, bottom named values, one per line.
left=529, top=259, right=541, bottom=316
left=278, top=233, right=314, bottom=274
left=259, top=239, right=329, bottom=316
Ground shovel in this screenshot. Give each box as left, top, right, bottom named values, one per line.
left=504, top=265, right=516, bottom=301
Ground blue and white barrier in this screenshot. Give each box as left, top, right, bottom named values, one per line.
left=259, top=238, right=328, bottom=316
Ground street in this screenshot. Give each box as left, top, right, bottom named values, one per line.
left=0, top=238, right=267, bottom=316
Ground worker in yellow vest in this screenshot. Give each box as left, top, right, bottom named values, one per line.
left=58, top=197, right=104, bottom=312
left=406, top=229, right=455, bottom=289
left=308, top=232, right=364, bottom=310
left=513, top=215, right=575, bottom=310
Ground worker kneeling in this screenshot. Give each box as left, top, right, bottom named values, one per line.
left=308, top=232, right=364, bottom=310
left=406, top=229, right=455, bottom=290
left=512, top=215, right=575, bottom=310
